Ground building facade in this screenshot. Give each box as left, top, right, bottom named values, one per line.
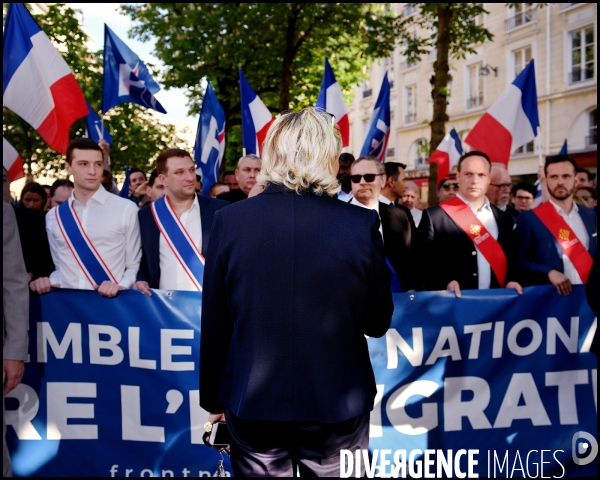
left=346, top=3, right=597, bottom=199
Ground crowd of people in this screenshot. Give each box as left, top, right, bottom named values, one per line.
left=2, top=108, right=597, bottom=476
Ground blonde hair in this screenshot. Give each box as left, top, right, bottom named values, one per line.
left=257, top=108, right=341, bottom=196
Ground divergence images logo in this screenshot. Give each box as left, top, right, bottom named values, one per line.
left=572, top=431, right=598, bottom=466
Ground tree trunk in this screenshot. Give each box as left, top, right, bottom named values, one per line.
left=279, top=5, right=300, bottom=113
left=428, top=5, right=452, bottom=206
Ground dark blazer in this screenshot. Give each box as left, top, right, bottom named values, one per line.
left=504, top=204, right=520, bottom=226
left=136, top=194, right=228, bottom=288
left=200, top=184, right=393, bottom=423
left=416, top=203, right=518, bottom=291
left=515, top=204, right=597, bottom=286
left=216, top=188, right=248, bottom=203
left=379, top=202, right=414, bottom=291
left=13, top=205, right=54, bottom=280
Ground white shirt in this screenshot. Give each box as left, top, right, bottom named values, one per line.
left=338, top=190, right=353, bottom=202
left=47, top=187, right=141, bottom=289
left=159, top=196, right=202, bottom=291
left=456, top=193, right=499, bottom=289
left=378, top=194, right=393, bottom=205
left=351, top=197, right=383, bottom=241
left=549, top=199, right=590, bottom=284
left=410, top=207, right=423, bottom=227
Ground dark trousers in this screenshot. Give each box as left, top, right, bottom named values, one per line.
left=225, top=411, right=369, bottom=477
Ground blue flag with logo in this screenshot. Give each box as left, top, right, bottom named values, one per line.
left=84, top=102, right=112, bottom=146
left=559, top=139, right=568, bottom=155
left=102, top=25, right=166, bottom=114
left=118, top=163, right=130, bottom=198
left=194, top=81, right=225, bottom=197
left=360, top=75, right=391, bottom=161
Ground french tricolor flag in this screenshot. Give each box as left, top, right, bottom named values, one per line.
left=427, top=128, right=463, bottom=182
left=465, top=60, right=539, bottom=167
left=3, top=137, right=25, bottom=182
left=316, top=58, right=349, bottom=149
left=3, top=3, right=89, bottom=155
left=239, top=69, right=275, bottom=156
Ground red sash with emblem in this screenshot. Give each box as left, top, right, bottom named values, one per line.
left=440, top=196, right=507, bottom=286
left=532, top=202, right=593, bottom=283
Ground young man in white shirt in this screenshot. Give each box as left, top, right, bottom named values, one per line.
left=30, top=138, right=141, bottom=297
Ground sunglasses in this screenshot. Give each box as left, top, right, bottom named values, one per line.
left=441, top=183, right=459, bottom=190
left=491, top=183, right=513, bottom=190
left=350, top=173, right=384, bottom=184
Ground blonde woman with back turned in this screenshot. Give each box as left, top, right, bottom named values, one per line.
left=200, top=108, right=393, bottom=477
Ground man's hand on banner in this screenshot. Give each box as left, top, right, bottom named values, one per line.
left=133, top=280, right=152, bottom=297
left=446, top=280, right=462, bottom=298
left=506, top=281, right=524, bottom=294
left=548, top=269, right=572, bottom=296
left=3, top=359, right=24, bottom=396
left=95, top=281, right=126, bottom=298
left=29, top=277, right=60, bottom=294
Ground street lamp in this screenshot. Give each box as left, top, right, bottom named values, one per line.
left=479, top=64, right=498, bottom=77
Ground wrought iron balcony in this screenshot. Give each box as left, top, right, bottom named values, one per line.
left=505, top=9, right=535, bottom=31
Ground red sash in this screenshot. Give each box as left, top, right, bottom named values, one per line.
left=532, top=202, right=593, bottom=283
left=440, top=196, right=507, bottom=286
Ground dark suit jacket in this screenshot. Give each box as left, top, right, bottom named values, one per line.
left=416, top=203, right=518, bottom=291
left=515, top=204, right=597, bottom=286
left=136, top=194, right=228, bottom=288
left=13, top=205, right=54, bottom=280
left=504, top=204, right=520, bottom=226
left=379, top=202, right=414, bottom=291
left=216, top=188, right=248, bottom=203
left=200, top=184, right=393, bottom=423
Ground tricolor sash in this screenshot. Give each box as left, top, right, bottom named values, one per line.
left=532, top=202, right=593, bottom=283
left=151, top=196, right=205, bottom=291
left=440, top=196, right=507, bottom=287
left=56, top=201, right=117, bottom=287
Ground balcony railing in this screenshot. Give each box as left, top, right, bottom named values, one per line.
left=386, top=147, right=395, bottom=158
left=569, top=68, right=594, bottom=85
left=362, top=88, right=372, bottom=99
left=401, top=60, right=418, bottom=71
left=405, top=113, right=416, bottom=124
left=403, top=4, right=417, bottom=17
left=466, top=93, right=484, bottom=109
left=560, top=3, right=580, bottom=10
left=505, top=9, right=536, bottom=31
left=586, top=132, right=597, bottom=147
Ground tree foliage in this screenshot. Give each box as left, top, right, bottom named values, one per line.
left=396, top=3, right=494, bottom=204
left=2, top=4, right=186, bottom=181
left=122, top=3, right=399, bottom=167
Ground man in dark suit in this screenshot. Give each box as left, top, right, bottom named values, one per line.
left=515, top=155, right=596, bottom=295
left=200, top=109, right=393, bottom=477
left=350, top=156, right=414, bottom=291
left=216, top=154, right=261, bottom=204
left=417, top=151, right=523, bottom=296
left=134, top=149, right=228, bottom=294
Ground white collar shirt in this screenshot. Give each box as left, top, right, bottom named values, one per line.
left=351, top=197, right=383, bottom=242
left=159, top=196, right=202, bottom=291
left=338, top=190, right=353, bottom=202
left=456, top=193, right=498, bottom=289
left=549, top=199, right=589, bottom=284
left=46, top=187, right=141, bottom=289
left=378, top=194, right=393, bottom=205
left=410, top=207, right=423, bottom=227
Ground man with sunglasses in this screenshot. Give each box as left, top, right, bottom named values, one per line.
left=437, top=176, right=459, bottom=204
left=350, top=156, right=414, bottom=291
left=416, top=151, right=523, bottom=297
left=487, top=165, right=519, bottom=225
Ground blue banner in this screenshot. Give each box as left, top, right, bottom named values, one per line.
left=5, top=286, right=597, bottom=477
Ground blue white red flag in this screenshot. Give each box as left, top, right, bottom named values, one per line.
left=118, top=163, right=130, bottom=199
left=3, top=136, right=25, bottom=182
left=465, top=60, right=539, bottom=167
left=102, top=25, right=166, bottom=114
left=360, top=75, right=391, bottom=161
left=3, top=3, right=89, bottom=154
left=195, top=82, right=225, bottom=196
left=85, top=101, right=113, bottom=146
left=559, top=139, right=568, bottom=155
left=239, top=69, right=275, bottom=156
left=316, top=58, right=349, bottom=149
left=151, top=196, right=205, bottom=291
left=427, top=128, right=463, bottom=182
left=55, top=201, right=117, bottom=287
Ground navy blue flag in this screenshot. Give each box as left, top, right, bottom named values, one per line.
left=559, top=139, right=568, bottom=155
left=194, top=81, right=225, bottom=197
left=118, top=163, right=130, bottom=198
left=102, top=25, right=166, bottom=114
left=84, top=102, right=112, bottom=146
left=360, top=75, right=391, bottom=161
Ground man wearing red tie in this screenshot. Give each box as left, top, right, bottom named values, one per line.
left=515, top=155, right=596, bottom=295
left=416, top=151, right=523, bottom=297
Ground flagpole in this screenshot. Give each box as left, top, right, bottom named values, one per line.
left=243, top=148, right=247, bottom=157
